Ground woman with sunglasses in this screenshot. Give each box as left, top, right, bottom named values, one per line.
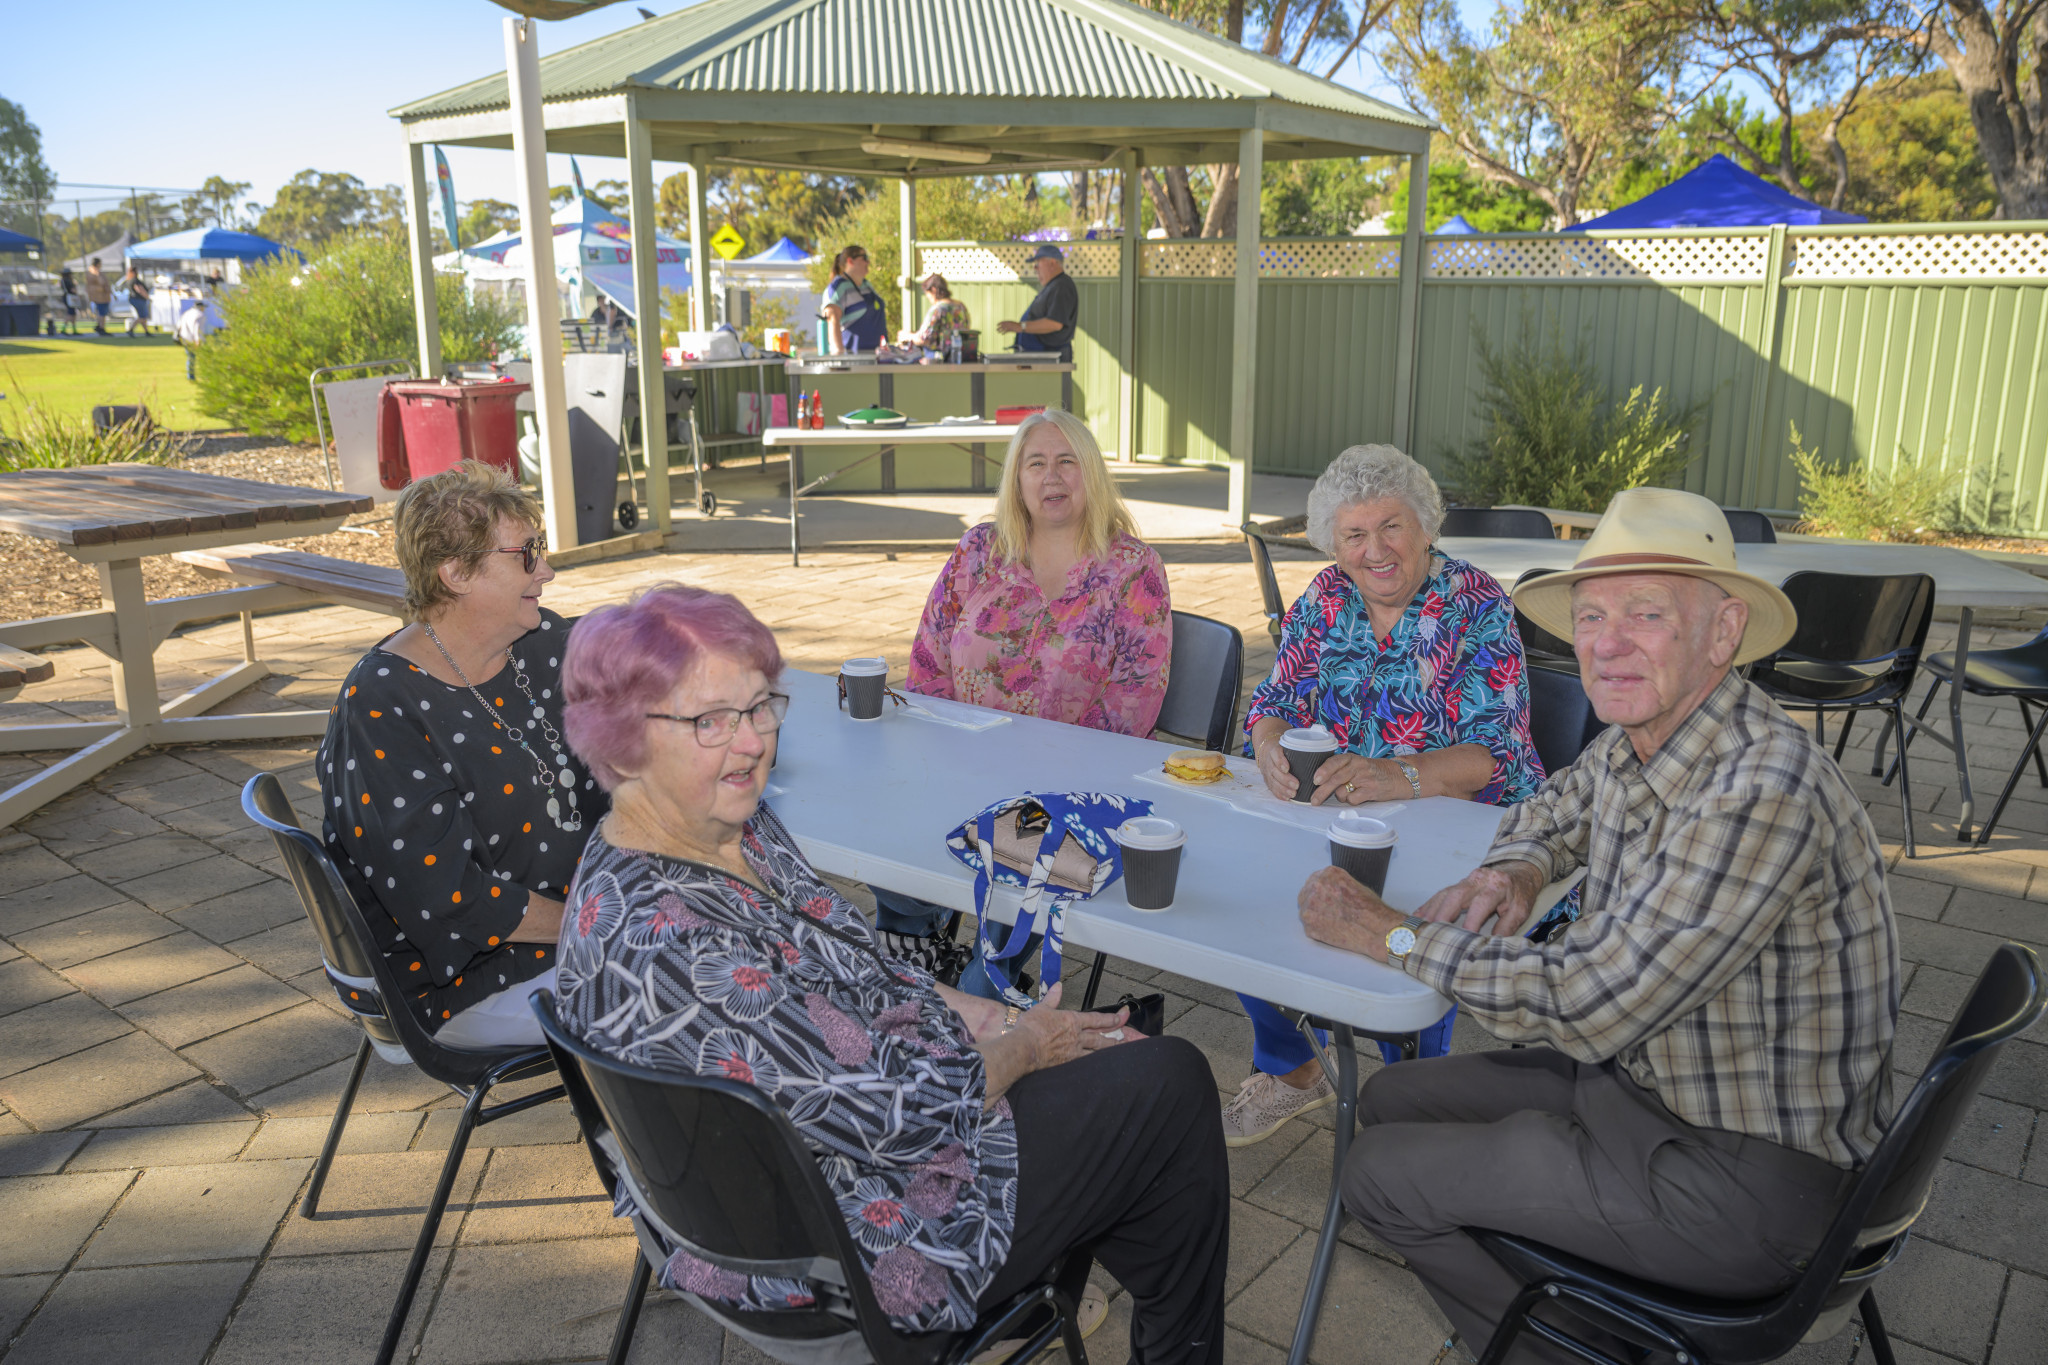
left=552, top=583, right=1229, bottom=1359
left=820, top=243, right=886, bottom=354
left=317, top=460, right=603, bottom=1048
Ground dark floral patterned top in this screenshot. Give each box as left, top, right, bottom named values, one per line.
left=319, top=609, right=602, bottom=1030
left=1245, top=555, right=1544, bottom=806
left=555, top=805, right=1019, bottom=1333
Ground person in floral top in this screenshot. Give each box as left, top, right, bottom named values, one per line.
left=886, top=410, right=1173, bottom=994
left=1224, top=445, right=1548, bottom=1148
left=554, top=584, right=1228, bottom=1357
left=899, top=273, right=972, bottom=354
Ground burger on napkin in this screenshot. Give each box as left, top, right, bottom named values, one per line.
left=1163, top=749, right=1227, bottom=785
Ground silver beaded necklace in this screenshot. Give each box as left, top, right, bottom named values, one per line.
left=421, top=622, right=583, bottom=833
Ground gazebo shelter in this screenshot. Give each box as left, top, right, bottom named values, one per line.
left=391, top=0, right=1434, bottom=545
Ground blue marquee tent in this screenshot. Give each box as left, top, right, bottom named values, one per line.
left=0, top=227, right=43, bottom=253
left=128, top=227, right=303, bottom=262
left=742, top=235, right=812, bottom=264
left=1435, top=214, right=1479, bottom=235
left=1569, top=155, right=1865, bottom=231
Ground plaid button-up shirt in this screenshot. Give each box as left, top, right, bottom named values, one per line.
left=1403, top=671, right=1899, bottom=1168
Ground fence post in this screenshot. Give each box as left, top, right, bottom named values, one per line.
left=1118, top=150, right=1140, bottom=462
left=1392, top=148, right=1429, bottom=452
left=1740, top=224, right=1791, bottom=509
left=1227, top=123, right=1264, bottom=528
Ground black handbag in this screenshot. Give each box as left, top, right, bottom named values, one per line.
left=1109, top=991, right=1166, bottom=1038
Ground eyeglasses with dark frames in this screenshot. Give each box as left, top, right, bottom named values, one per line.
left=495, top=536, right=548, bottom=574
left=646, top=693, right=791, bottom=748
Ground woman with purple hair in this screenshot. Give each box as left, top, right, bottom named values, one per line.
left=553, top=582, right=1229, bottom=1360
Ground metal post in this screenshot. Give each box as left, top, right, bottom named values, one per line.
left=505, top=15, right=578, bottom=550
left=1117, top=150, right=1141, bottom=462
left=1741, top=224, right=1792, bottom=509
left=1392, top=148, right=1429, bottom=452
left=899, top=177, right=918, bottom=336
left=401, top=139, right=444, bottom=379
left=624, top=103, right=670, bottom=534
left=1227, top=124, right=1264, bottom=528
left=686, top=155, right=712, bottom=336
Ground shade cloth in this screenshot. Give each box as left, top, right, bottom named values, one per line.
left=128, top=227, right=303, bottom=262
left=1569, top=155, right=1865, bottom=231
left=0, top=227, right=42, bottom=253
left=65, top=231, right=136, bottom=272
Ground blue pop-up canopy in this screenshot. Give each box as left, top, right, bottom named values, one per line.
left=742, top=235, right=812, bottom=264
left=128, top=227, right=304, bottom=262
left=1570, top=155, right=1865, bottom=231
left=0, top=227, right=42, bottom=253
left=1435, top=214, right=1479, bottom=235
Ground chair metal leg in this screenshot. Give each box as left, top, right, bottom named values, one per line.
left=607, top=1252, right=653, bottom=1365
left=376, top=1078, right=492, bottom=1365
left=1973, top=697, right=2048, bottom=848
left=1951, top=609, right=1978, bottom=839
left=1052, top=1285, right=1090, bottom=1365
left=1831, top=707, right=1856, bottom=762
left=303, top=1034, right=371, bottom=1219
left=1861, top=1290, right=1898, bottom=1365
left=1079, top=951, right=1108, bottom=1011
left=1814, top=706, right=1827, bottom=752
left=1891, top=700, right=1917, bottom=860
left=1286, top=1023, right=1357, bottom=1365
left=1474, top=1282, right=1547, bottom=1365
left=1871, top=705, right=1895, bottom=778
left=2022, top=700, right=2048, bottom=789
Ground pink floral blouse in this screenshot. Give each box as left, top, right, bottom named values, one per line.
left=907, top=523, right=1171, bottom=736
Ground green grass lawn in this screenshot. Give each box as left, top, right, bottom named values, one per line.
left=0, top=333, right=219, bottom=434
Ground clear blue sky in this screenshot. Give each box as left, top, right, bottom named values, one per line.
left=3, top=0, right=1509, bottom=216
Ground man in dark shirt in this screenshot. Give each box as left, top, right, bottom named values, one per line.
left=998, top=243, right=1079, bottom=361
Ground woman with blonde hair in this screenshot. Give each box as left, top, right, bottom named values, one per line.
left=878, top=410, right=1172, bottom=990
left=318, top=460, right=602, bottom=1046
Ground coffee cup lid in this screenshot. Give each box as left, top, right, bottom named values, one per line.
left=1280, top=726, right=1339, bottom=753
left=1329, top=812, right=1396, bottom=848
left=1114, top=816, right=1185, bottom=851
left=841, top=657, right=887, bottom=676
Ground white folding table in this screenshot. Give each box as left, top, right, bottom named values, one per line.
left=1442, top=536, right=2048, bottom=841
left=761, top=423, right=1020, bottom=566
left=768, top=668, right=1504, bottom=1365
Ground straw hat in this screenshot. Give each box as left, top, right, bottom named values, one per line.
left=1509, top=487, right=1798, bottom=666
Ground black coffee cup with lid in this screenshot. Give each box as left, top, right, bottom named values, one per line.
left=1278, top=726, right=1339, bottom=803
left=1328, top=811, right=1397, bottom=894
left=840, top=657, right=887, bottom=720
left=1114, top=816, right=1186, bottom=911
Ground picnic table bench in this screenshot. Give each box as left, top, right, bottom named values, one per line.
left=0, top=644, right=56, bottom=702
left=174, top=544, right=408, bottom=619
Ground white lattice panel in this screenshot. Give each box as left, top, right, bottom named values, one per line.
left=915, top=241, right=1121, bottom=282
left=1426, top=234, right=1772, bottom=281
left=1786, top=230, right=2048, bottom=279
left=1144, top=241, right=1237, bottom=277
left=1258, top=240, right=1403, bottom=278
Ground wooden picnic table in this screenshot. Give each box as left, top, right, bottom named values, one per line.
left=0, top=465, right=371, bottom=827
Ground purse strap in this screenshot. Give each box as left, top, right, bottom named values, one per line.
left=972, top=808, right=1072, bottom=1008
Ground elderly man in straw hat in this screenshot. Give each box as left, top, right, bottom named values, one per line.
left=1297, top=487, right=1899, bottom=1361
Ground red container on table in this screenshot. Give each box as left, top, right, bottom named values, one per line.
left=995, top=405, right=1046, bottom=425
left=376, top=378, right=532, bottom=490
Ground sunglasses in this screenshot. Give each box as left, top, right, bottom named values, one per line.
left=495, top=536, right=548, bottom=574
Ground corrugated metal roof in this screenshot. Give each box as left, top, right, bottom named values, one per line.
left=392, top=0, right=1429, bottom=130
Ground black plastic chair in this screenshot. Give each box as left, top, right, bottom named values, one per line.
left=1525, top=663, right=1606, bottom=776
left=1440, top=507, right=1558, bottom=540
left=1244, top=528, right=1288, bottom=647
left=1155, top=610, right=1244, bottom=753
left=240, top=774, right=564, bottom=1365
left=529, top=991, right=1093, bottom=1365
left=1748, top=572, right=1935, bottom=858
left=1511, top=567, right=1579, bottom=673
left=1719, top=508, right=1779, bottom=543
left=1467, top=942, right=2044, bottom=1365
left=1894, top=619, right=2048, bottom=848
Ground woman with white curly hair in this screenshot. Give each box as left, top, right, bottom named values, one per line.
left=1223, top=444, right=1545, bottom=1146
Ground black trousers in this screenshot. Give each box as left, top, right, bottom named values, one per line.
left=980, top=1035, right=1230, bottom=1365
left=1341, top=1049, right=1852, bottom=1364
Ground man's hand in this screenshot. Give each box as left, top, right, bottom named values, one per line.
left=1414, top=863, right=1543, bottom=936
left=1299, top=866, right=1406, bottom=961
left=996, top=319, right=1022, bottom=334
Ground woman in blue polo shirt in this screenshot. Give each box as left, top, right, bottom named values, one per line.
left=820, top=244, right=887, bottom=354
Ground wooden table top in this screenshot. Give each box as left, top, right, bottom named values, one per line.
left=0, top=465, right=372, bottom=548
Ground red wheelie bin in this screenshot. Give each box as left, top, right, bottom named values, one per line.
left=376, top=378, right=531, bottom=489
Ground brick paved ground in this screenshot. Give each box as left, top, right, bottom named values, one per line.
left=0, top=538, right=2043, bottom=1364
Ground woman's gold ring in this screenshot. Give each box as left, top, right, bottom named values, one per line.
left=1344, top=781, right=1357, bottom=796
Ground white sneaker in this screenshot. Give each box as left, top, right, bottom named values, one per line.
left=1221, top=1070, right=1334, bottom=1147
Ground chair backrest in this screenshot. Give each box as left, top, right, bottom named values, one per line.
left=1718, top=507, right=1778, bottom=543
left=1511, top=568, right=1578, bottom=668
left=239, top=773, right=517, bottom=1089
left=532, top=991, right=907, bottom=1354
left=1157, top=610, right=1244, bottom=751
left=1440, top=506, right=1557, bottom=540
left=1768, top=572, right=1936, bottom=677
left=1243, top=530, right=1287, bottom=644
left=1756, top=945, right=2045, bottom=1338
left=1525, top=663, right=1606, bottom=776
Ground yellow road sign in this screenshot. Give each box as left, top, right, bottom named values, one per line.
left=710, top=224, right=747, bottom=260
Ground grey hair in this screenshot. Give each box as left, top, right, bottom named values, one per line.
left=1305, top=445, right=1445, bottom=553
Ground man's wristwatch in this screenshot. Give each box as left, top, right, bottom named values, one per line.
left=1384, top=915, right=1425, bottom=967
left=1392, top=758, right=1423, bottom=798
